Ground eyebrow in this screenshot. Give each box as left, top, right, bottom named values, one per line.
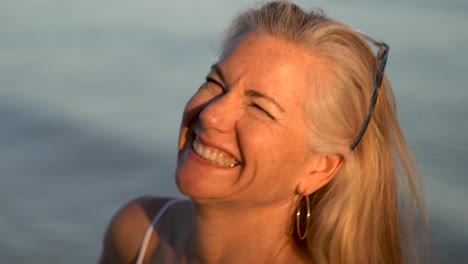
left=210, top=63, right=285, bottom=113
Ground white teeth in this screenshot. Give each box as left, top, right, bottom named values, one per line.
left=192, top=137, right=239, bottom=167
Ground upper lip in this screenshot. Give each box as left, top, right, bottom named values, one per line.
left=194, top=132, right=242, bottom=163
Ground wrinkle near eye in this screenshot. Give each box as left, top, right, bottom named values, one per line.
left=249, top=102, right=275, bottom=120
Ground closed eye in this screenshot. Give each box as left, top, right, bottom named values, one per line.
left=249, top=102, right=275, bottom=120
left=205, top=76, right=225, bottom=93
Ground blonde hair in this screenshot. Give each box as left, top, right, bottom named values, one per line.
left=221, top=1, right=431, bottom=263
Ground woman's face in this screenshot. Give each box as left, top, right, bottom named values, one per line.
left=176, top=32, right=328, bottom=206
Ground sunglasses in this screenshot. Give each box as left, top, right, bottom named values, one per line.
left=349, top=31, right=390, bottom=151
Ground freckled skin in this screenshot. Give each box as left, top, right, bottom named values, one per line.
left=176, top=32, right=325, bottom=206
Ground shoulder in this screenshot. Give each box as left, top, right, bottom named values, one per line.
left=98, top=195, right=175, bottom=264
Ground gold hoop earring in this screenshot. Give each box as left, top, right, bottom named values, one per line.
left=296, top=195, right=311, bottom=240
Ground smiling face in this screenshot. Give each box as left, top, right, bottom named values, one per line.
left=176, top=32, right=333, bottom=206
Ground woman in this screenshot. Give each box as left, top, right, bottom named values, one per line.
left=99, top=1, right=430, bottom=263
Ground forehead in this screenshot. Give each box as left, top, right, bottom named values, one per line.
left=218, top=33, right=333, bottom=105
left=221, top=33, right=313, bottom=78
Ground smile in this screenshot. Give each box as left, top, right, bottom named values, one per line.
left=192, top=137, right=240, bottom=167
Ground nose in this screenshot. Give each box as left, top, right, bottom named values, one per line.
left=198, top=95, right=238, bottom=133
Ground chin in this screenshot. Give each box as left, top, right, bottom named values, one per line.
left=176, top=165, right=228, bottom=201
left=175, top=156, right=242, bottom=202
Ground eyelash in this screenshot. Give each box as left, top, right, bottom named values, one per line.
left=249, top=102, right=275, bottom=119
left=205, top=77, right=225, bottom=93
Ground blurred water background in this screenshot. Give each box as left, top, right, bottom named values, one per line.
left=1, top=0, right=467, bottom=263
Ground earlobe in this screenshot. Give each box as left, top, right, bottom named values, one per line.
left=298, top=153, right=344, bottom=195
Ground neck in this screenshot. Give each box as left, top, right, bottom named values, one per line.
left=183, top=200, right=309, bottom=264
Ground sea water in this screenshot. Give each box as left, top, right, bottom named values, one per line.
left=1, top=0, right=467, bottom=263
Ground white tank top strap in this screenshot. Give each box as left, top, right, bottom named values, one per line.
left=135, top=199, right=180, bottom=264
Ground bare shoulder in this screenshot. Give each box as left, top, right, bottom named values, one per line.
left=97, top=195, right=174, bottom=264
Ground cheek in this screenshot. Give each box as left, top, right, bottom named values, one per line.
left=181, top=91, right=212, bottom=128
left=246, top=133, right=305, bottom=195
left=179, top=89, right=221, bottom=151
left=239, top=123, right=285, bottom=165
left=178, top=92, right=205, bottom=149
left=245, top=122, right=309, bottom=168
